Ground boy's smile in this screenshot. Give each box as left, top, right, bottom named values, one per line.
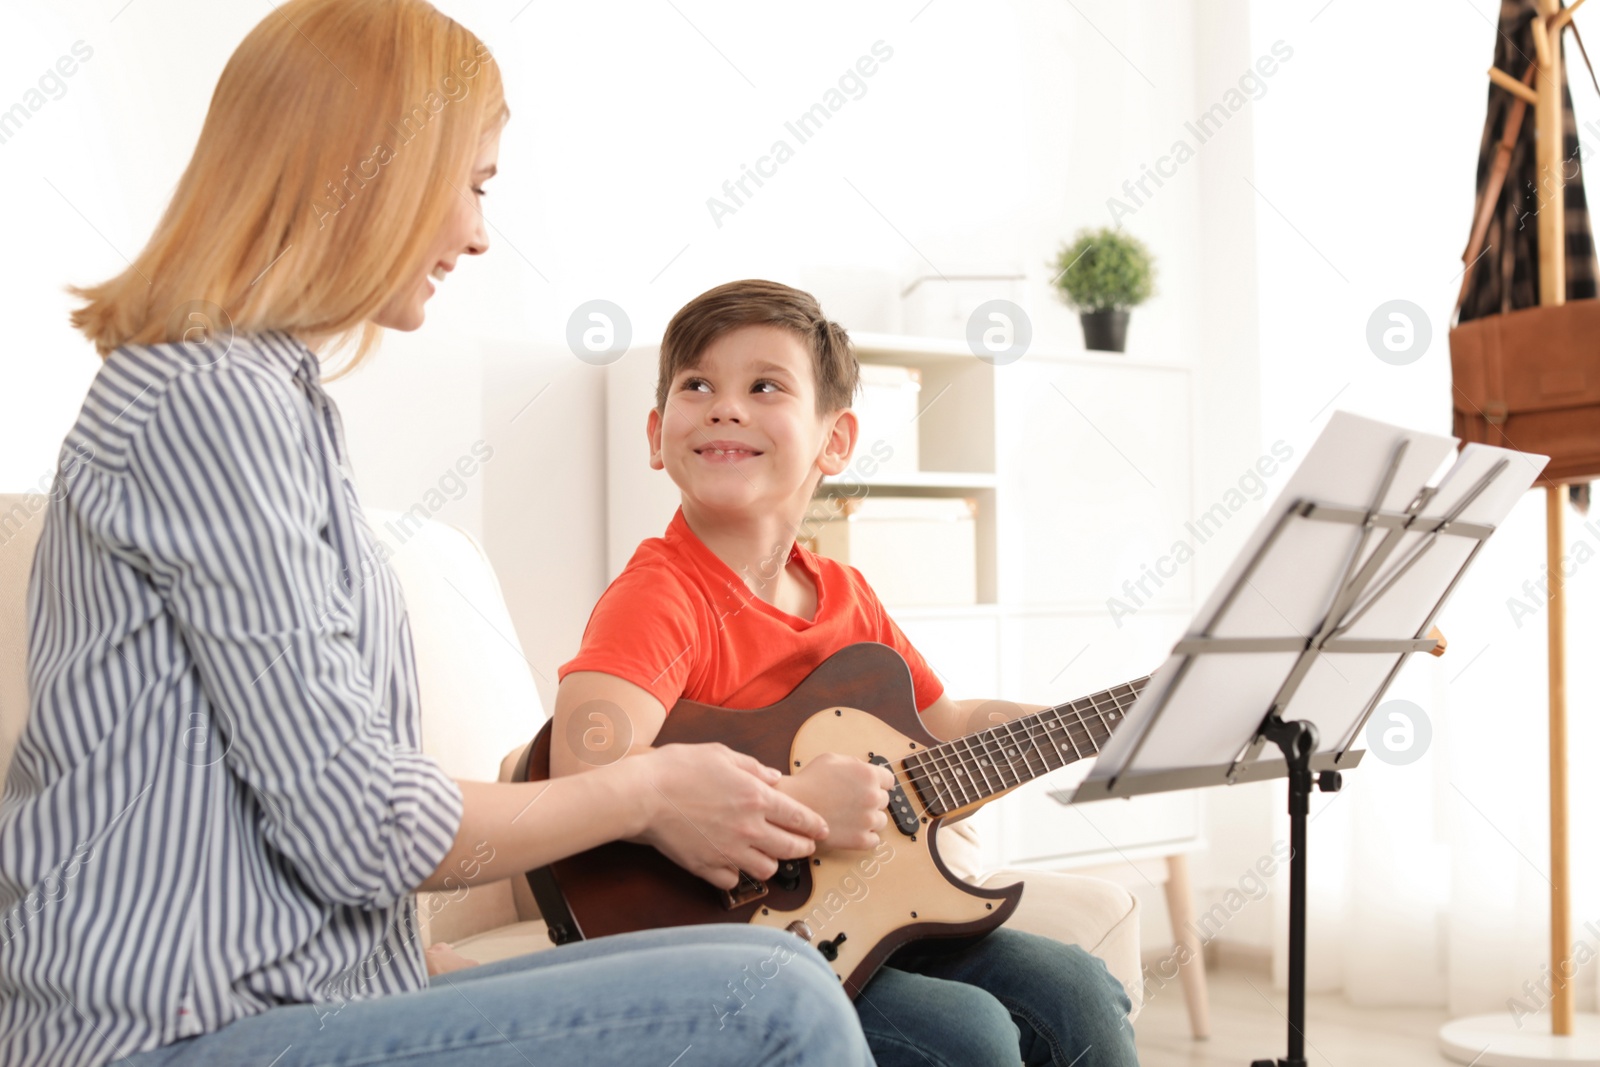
left=694, top=438, right=764, bottom=463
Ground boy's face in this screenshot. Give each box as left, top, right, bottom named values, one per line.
left=647, top=324, right=857, bottom=522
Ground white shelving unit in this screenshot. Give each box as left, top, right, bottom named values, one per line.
left=844, top=332, right=1203, bottom=874
left=602, top=333, right=1204, bottom=873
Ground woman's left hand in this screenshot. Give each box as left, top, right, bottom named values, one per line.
left=424, top=941, right=482, bottom=976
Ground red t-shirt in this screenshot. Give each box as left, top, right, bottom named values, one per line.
left=560, top=508, right=945, bottom=714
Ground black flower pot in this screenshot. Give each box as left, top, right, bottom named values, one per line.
left=1079, top=309, right=1130, bottom=353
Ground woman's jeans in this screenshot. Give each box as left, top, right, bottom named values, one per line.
left=119, top=925, right=872, bottom=1067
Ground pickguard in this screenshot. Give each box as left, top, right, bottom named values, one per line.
left=744, top=707, right=1020, bottom=991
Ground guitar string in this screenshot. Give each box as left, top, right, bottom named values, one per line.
left=975, top=692, right=1112, bottom=790
left=1052, top=704, right=1084, bottom=762
left=1008, top=695, right=1115, bottom=777
left=982, top=721, right=1029, bottom=790
left=959, top=732, right=1003, bottom=797
left=900, top=679, right=1147, bottom=816
left=925, top=735, right=974, bottom=811
left=1084, top=684, right=1118, bottom=738
left=901, top=749, right=943, bottom=814
left=1003, top=717, right=1048, bottom=781
left=902, top=682, right=1141, bottom=814
left=992, top=716, right=1043, bottom=783
left=954, top=681, right=1140, bottom=777
left=904, top=693, right=1117, bottom=811
left=907, top=730, right=973, bottom=814
left=906, top=710, right=1095, bottom=815
left=908, top=681, right=1146, bottom=813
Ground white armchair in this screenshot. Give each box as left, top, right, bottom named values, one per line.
left=0, top=496, right=1141, bottom=1019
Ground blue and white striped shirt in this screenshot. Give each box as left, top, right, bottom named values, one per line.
left=0, top=330, right=465, bottom=1067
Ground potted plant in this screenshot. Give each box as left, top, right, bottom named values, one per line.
left=1050, top=227, right=1156, bottom=353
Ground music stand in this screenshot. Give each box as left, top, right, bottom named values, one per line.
left=1057, top=411, right=1547, bottom=1067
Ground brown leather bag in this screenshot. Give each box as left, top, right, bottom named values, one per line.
left=1450, top=64, right=1600, bottom=487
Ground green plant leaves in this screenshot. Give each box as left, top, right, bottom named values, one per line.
left=1050, top=227, right=1156, bottom=312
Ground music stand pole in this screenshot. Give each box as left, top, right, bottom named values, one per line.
left=1248, top=716, right=1340, bottom=1067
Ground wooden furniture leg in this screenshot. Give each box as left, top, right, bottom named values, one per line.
left=1164, top=853, right=1211, bottom=1039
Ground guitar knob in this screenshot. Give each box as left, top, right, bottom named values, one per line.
left=774, top=859, right=804, bottom=892
left=816, top=932, right=848, bottom=962
left=786, top=920, right=814, bottom=942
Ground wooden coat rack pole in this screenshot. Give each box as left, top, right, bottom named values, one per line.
left=1533, top=0, right=1573, bottom=1037
left=1440, top=7, right=1595, bottom=1059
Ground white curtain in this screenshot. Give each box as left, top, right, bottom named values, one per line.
left=1277, top=487, right=1600, bottom=1018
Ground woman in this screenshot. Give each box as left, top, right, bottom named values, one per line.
left=0, top=3, right=873, bottom=1065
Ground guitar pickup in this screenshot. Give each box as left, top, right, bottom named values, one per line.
left=872, top=755, right=920, bottom=836
left=721, top=870, right=770, bottom=909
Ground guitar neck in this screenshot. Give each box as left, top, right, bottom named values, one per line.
left=901, top=676, right=1150, bottom=818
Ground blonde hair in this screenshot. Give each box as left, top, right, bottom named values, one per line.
left=69, top=0, right=508, bottom=376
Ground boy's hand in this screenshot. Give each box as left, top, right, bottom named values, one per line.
left=631, top=742, right=829, bottom=890
left=776, top=753, right=894, bottom=851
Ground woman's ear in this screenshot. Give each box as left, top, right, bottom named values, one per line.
left=646, top=408, right=665, bottom=471
left=817, top=408, right=859, bottom=477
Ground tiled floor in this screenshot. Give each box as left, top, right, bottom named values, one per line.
left=1133, top=965, right=1458, bottom=1066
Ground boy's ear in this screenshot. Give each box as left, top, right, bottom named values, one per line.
left=817, top=408, right=859, bottom=477
left=646, top=407, right=665, bottom=471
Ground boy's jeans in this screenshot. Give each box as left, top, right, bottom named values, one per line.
left=859, top=927, right=1140, bottom=1067
left=119, top=925, right=872, bottom=1067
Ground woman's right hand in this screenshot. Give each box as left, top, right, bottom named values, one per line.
left=626, top=743, right=828, bottom=890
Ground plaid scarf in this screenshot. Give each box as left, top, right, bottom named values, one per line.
left=1458, top=0, right=1598, bottom=323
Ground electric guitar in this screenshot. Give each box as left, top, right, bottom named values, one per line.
left=520, top=641, right=1146, bottom=996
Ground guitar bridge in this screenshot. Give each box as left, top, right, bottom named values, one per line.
left=721, top=870, right=770, bottom=909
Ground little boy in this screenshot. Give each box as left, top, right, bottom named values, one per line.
left=553, top=279, right=1137, bottom=1067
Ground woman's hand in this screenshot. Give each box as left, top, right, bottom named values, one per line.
left=424, top=941, right=481, bottom=977
left=629, top=743, right=829, bottom=891
left=775, top=753, right=893, bottom=851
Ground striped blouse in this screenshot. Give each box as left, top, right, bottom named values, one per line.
left=0, top=330, right=465, bottom=1067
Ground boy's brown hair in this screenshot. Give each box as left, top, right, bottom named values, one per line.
left=656, top=280, right=859, bottom=414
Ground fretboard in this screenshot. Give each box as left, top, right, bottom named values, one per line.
left=901, top=677, right=1149, bottom=818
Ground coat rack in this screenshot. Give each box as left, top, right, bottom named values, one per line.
left=1440, top=1, right=1600, bottom=1061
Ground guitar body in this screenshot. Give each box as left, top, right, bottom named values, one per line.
left=522, top=642, right=1022, bottom=996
